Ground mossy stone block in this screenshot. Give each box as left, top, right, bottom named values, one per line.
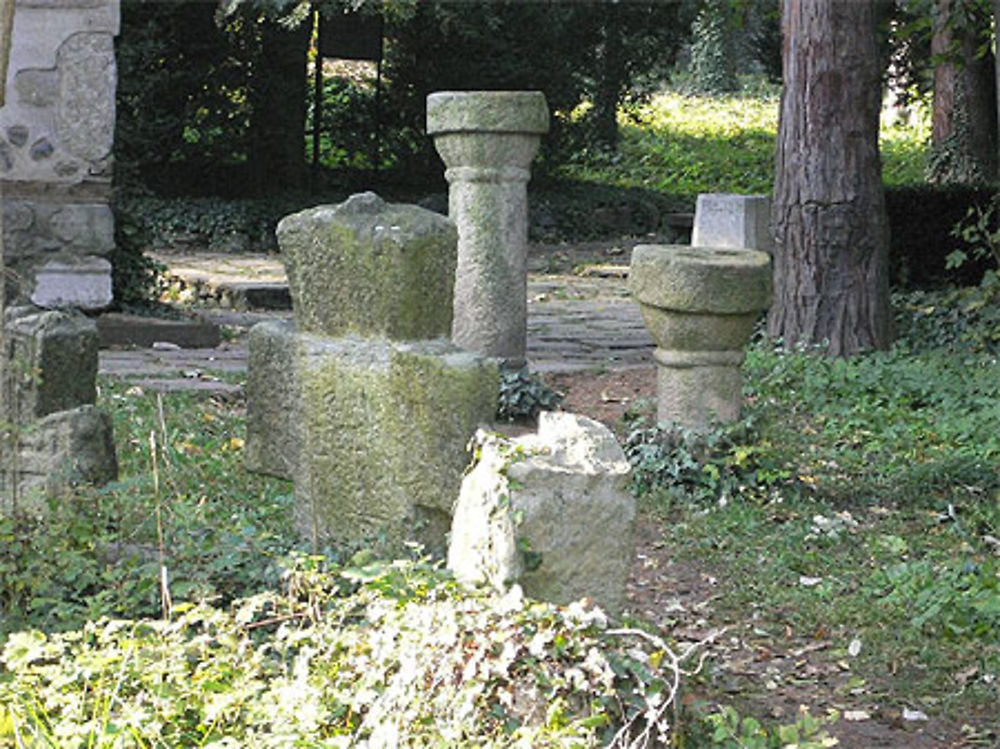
left=295, top=335, right=498, bottom=557
left=277, top=192, right=457, bottom=340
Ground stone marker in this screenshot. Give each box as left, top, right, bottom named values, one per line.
left=427, top=90, right=549, bottom=364
left=629, top=244, right=771, bottom=430
left=246, top=192, right=498, bottom=557
left=448, top=412, right=634, bottom=616
left=691, top=193, right=773, bottom=253
left=279, top=193, right=457, bottom=340
left=0, top=307, right=116, bottom=510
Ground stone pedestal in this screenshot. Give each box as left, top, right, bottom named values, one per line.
left=427, top=91, right=549, bottom=365
left=691, top=193, right=773, bottom=253
left=629, top=244, right=771, bottom=430
left=246, top=192, right=498, bottom=557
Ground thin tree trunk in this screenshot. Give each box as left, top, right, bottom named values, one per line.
left=768, top=0, right=891, bottom=357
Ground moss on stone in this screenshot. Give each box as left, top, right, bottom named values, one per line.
left=296, top=335, right=497, bottom=557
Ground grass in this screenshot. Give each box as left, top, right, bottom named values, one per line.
left=558, top=78, right=931, bottom=197
left=623, top=291, right=1000, bottom=738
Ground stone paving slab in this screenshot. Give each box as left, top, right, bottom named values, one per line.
left=99, top=253, right=654, bottom=385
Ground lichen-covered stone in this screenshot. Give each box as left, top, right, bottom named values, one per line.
left=295, top=334, right=498, bottom=557
left=628, top=244, right=772, bottom=430
left=4, top=307, right=98, bottom=425
left=629, top=244, right=772, bottom=315
left=0, top=404, right=117, bottom=513
left=244, top=319, right=301, bottom=480
left=277, top=192, right=457, bottom=341
left=426, top=91, right=549, bottom=136
left=448, top=412, right=634, bottom=616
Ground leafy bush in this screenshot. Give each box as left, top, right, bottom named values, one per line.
left=0, top=556, right=696, bottom=747
left=622, top=417, right=790, bottom=504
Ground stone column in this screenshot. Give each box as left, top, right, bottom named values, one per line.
left=629, top=244, right=771, bottom=430
left=427, top=91, right=549, bottom=365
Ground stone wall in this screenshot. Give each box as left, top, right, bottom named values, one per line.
left=0, top=0, right=118, bottom=309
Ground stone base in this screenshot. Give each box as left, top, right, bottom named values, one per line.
left=296, top=334, right=497, bottom=558
left=448, top=412, right=634, bottom=616
left=5, top=306, right=98, bottom=424
left=244, top=321, right=499, bottom=557
left=0, top=404, right=118, bottom=513
left=654, top=348, right=744, bottom=430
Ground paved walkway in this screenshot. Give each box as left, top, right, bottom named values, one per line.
left=98, top=251, right=655, bottom=386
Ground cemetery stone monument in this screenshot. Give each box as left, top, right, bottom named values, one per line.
left=246, top=192, right=497, bottom=557
left=448, top=411, right=635, bottom=616
left=426, top=90, right=549, bottom=365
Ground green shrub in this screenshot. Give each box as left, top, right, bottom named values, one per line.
left=496, top=364, right=564, bottom=422
left=0, top=556, right=692, bottom=747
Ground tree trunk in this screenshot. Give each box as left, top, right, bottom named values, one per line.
left=592, top=1, right=623, bottom=150
left=930, top=0, right=998, bottom=183
left=768, top=0, right=891, bottom=357
left=247, top=13, right=310, bottom=195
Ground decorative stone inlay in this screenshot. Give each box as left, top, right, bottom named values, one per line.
left=629, top=244, right=772, bottom=429
left=14, top=67, right=58, bottom=106
left=6, top=124, right=28, bottom=146
left=29, top=136, right=53, bottom=159
left=30, top=256, right=113, bottom=310
left=427, top=90, right=549, bottom=364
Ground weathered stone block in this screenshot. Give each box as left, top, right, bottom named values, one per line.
left=244, top=319, right=301, bottom=480
left=295, top=334, right=498, bottom=557
left=30, top=256, right=113, bottom=309
left=691, top=193, right=773, bottom=253
left=448, top=412, right=634, bottom=616
left=0, top=404, right=117, bottom=513
left=277, top=192, right=457, bottom=340
left=4, top=307, right=98, bottom=424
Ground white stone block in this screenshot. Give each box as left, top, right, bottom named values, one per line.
left=692, top=193, right=773, bottom=253
left=31, top=256, right=112, bottom=309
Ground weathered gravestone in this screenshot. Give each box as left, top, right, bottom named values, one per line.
left=426, top=90, right=549, bottom=365
left=691, top=193, right=773, bottom=254
left=629, top=244, right=771, bottom=430
left=448, top=411, right=635, bottom=616
left=245, top=192, right=497, bottom=556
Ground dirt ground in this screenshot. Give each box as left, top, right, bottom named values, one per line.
left=545, top=366, right=979, bottom=749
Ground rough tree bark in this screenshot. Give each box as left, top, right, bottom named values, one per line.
left=768, top=0, right=891, bottom=357
left=930, top=0, right=998, bottom=183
